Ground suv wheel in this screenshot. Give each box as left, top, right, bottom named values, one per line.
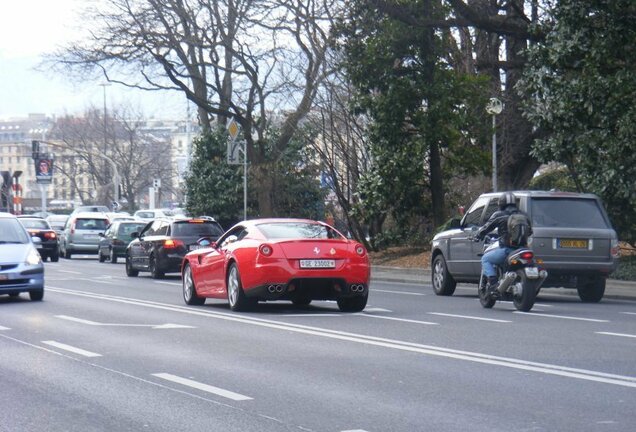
left=432, top=254, right=456, bottom=296
left=149, top=255, right=164, bottom=279
left=577, top=276, right=606, bottom=303
left=126, top=255, right=139, bottom=277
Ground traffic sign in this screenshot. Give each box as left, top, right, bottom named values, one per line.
left=227, top=118, right=240, bottom=141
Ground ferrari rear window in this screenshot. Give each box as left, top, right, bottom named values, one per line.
left=257, top=222, right=342, bottom=240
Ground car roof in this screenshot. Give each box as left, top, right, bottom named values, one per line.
left=479, top=190, right=600, bottom=200
left=0, top=212, right=17, bottom=219
left=71, top=212, right=110, bottom=219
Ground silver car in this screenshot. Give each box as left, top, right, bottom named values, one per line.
left=59, top=212, right=110, bottom=259
left=431, top=191, right=619, bottom=303
left=0, top=212, right=44, bottom=301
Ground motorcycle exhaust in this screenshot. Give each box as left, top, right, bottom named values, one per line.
left=497, top=271, right=518, bottom=294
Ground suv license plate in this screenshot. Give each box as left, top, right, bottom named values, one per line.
left=300, top=259, right=335, bottom=269
left=558, top=239, right=588, bottom=249
left=525, top=267, right=539, bottom=278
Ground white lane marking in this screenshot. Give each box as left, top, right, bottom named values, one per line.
left=283, top=314, right=342, bottom=317
left=596, top=332, right=636, bottom=339
left=41, top=340, right=102, bottom=357
left=0, top=326, right=10, bottom=331
left=428, top=312, right=512, bottom=323
left=358, top=314, right=438, bottom=326
left=342, top=430, right=370, bottom=432
left=513, top=312, right=609, bottom=323
left=55, top=315, right=195, bottom=329
left=372, top=289, right=425, bottom=296
left=622, top=312, right=636, bottom=316
left=152, top=373, right=252, bottom=401
left=47, top=287, right=636, bottom=388
left=56, top=270, right=82, bottom=274
left=155, top=281, right=181, bottom=286
left=363, top=307, right=392, bottom=313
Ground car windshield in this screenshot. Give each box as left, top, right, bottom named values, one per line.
left=0, top=219, right=31, bottom=243
left=19, top=219, right=50, bottom=229
left=75, top=218, right=109, bottom=230
left=531, top=198, right=609, bottom=229
left=257, top=222, right=342, bottom=239
left=171, top=221, right=224, bottom=237
left=118, top=223, right=147, bottom=236
left=136, top=211, right=155, bottom=219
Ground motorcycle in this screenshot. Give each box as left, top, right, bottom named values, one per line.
left=474, top=234, right=548, bottom=312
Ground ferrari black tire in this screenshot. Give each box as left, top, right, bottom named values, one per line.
left=183, top=263, right=205, bottom=306
left=432, top=254, right=457, bottom=296
left=125, top=255, right=139, bottom=277
left=337, top=294, right=368, bottom=312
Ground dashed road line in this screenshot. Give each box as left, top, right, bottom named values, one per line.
left=596, top=332, right=636, bottom=339
left=358, top=313, right=438, bottom=326
left=0, top=326, right=10, bottom=331
left=428, top=312, right=512, bottom=323
left=372, top=289, right=425, bottom=296
left=152, top=373, right=252, bottom=401
left=513, top=312, right=609, bottom=323
left=41, top=340, right=102, bottom=357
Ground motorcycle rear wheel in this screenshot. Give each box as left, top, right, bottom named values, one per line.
left=512, top=269, right=539, bottom=312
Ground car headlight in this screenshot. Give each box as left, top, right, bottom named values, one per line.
left=26, top=249, right=42, bottom=265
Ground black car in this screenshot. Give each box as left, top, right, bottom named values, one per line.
left=125, top=217, right=224, bottom=278
left=17, top=216, right=59, bottom=262
left=98, top=220, right=147, bottom=263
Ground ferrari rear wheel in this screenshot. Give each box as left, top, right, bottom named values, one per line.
left=292, top=297, right=312, bottom=307
left=183, top=263, right=205, bottom=306
left=227, top=263, right=252, bottom=311
left=337, top=294, right=368, bottom=312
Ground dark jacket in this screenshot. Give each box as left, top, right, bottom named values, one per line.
left=477, top=205, right=532, bottom=248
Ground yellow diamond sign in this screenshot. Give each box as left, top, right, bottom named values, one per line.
left=227, top=118, right=240, bottom=141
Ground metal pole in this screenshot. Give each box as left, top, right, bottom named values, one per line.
left=40, top=184, right=47, bottom=214
left=243, top=140, right=247, bottom=221
left=492, top=114, right=497, bottom=192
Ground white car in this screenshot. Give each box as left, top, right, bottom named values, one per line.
left=133, top=209, right=171, bottom=222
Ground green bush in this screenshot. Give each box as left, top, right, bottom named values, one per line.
left=612, top=256, right=636, bottom=281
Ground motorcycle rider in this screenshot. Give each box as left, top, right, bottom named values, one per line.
left=474, top=192, right=532, bottom=295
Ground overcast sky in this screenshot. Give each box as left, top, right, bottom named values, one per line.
left=0, top=0, right=186, bottom=121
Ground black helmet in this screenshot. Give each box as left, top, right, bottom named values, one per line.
left=498, top=192, right=516, bottom=210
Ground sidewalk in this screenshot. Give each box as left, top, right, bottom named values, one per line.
left=371, top=266, right=636, bottom=301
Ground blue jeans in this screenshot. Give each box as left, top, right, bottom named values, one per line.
left=481, top=247, right=513, bottom=278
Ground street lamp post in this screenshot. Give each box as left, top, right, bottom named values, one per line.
left=486, top=97, right=503, bottom=192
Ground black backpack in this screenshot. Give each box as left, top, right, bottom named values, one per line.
left=506, top=212, right=531, bottom=247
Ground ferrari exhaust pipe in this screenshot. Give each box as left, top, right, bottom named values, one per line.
left=267, top=284, right=284, bottom=293
left=350, top=284, right=364, bottom=292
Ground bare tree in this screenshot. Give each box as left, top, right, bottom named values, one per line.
left=49, top=106, right=173, bottom=210
left=48, top=0, right=340, bottom=216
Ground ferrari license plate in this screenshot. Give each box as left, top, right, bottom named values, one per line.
left=524, top=267, right=539, bottom=278
left=300, top=259, right=335, bottom=269
left=558, top=239, right=588, bottom=249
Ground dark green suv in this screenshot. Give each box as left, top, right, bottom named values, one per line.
left=431, top=191, right=619, bottom=302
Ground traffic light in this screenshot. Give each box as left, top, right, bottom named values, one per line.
left=31, top=140, right=40, bottom=160
left=153, top=178, right=161, bottom=188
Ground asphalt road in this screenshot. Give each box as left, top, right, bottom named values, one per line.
left=1, top=257, right=635, bottom=432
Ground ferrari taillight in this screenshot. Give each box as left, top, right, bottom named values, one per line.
left=259, top=244, right=273, bottom=256
left=164, top=239, right=184, bottom=249
left=355, top=244, right=366, bottom=256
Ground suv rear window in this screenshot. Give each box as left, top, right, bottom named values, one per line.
left=171, top=221, right=224, bottom=237
left=530, top=198, right=609, bottom=229
left=75, top=218, right=109, bottom=230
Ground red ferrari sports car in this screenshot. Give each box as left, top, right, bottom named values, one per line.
left=181, top=218, right=370, bottom=312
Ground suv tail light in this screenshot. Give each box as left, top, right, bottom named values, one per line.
left=163, top=239, right=184, bottom=249
left=44, top=232, right=56, bottom=239
left=611, top=239, right=620, bottom=258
